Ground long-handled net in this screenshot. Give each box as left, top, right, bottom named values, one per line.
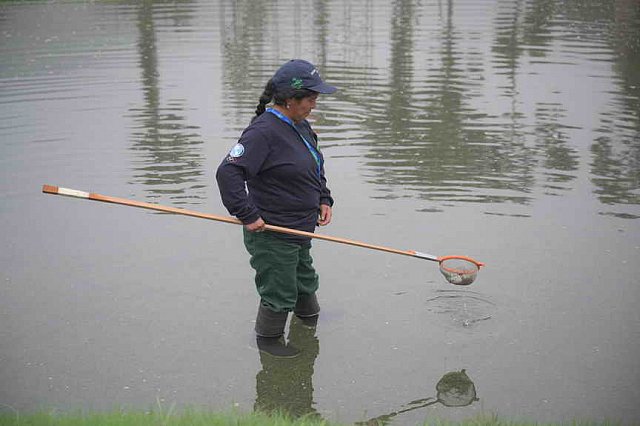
left=42, top=185, right=485, bottom=286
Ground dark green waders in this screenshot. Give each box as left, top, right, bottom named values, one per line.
left=244, top=229, right=321, bottom=358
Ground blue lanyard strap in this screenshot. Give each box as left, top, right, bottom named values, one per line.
left=266, top=108, right=322, bottom=178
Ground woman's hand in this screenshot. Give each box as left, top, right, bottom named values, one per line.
left=245, top=217, right=266, bottom=232
left=318, top=204, right=332, bottom=226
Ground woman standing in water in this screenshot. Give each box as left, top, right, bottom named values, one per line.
left=216, top=59, right=337, bottom=358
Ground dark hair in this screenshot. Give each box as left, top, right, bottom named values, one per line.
left=255, top=79, right=316, bottom=117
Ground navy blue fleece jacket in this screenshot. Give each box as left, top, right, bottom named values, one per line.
left=216, top=112, right=333, bottom=244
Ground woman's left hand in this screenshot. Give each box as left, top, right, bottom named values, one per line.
left=318, top=204, right=332, bottom=226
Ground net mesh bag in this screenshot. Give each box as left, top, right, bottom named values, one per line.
left=439, top=257, right=479, bottom=286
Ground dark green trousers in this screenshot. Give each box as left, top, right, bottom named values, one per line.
left=243, top=229, right=319, bottom=313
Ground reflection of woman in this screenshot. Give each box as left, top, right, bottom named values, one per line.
left=254, top=316, right=321, bottom=418
left=216, top=59, right=337, bottom=358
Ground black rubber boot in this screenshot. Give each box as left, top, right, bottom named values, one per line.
left=294, top=293, right=320, bottom=317
left=255, top=304, right=300, bottom=358
left=294, top=293, right=320, bottom=327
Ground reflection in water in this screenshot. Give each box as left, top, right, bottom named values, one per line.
left=521, top=0, right=557, bottom=58
left=359, top=369, right=478, bottom=425
left=590, top=0, right=640, bottom=217
left=312, top=0, right=329, bottom=69
left=254, top=316, right=322, bottom=420
left=218, top=0, right=330, bottom=127
left=129, top=0, right=205, bottom=205
left=491, top=0, right=542, bottom=205
left=492, top=0, right=639, bottom=218
left=217, top=0, right=640, bottom=214
left=219, top=0, right=269, bottom=120
left=361, top=0, right=534, bottom=205
left=217, top=0, right=308, bottom=129
left=533, top=102, right=578, bottom=196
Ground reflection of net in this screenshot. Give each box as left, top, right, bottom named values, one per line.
left=436, top=369, right=477, bottom=407
left=439, top=258, right=479, bottom=285
left=356, top=369, right=478, bottom=425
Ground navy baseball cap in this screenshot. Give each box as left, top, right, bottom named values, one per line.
left=272, top=59, right=337, bottom=94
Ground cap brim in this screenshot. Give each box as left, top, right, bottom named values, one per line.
left=308, top=82, right=337, bottom=94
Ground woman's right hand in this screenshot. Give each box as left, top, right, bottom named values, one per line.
left=245, top=217, right=266, bottom=232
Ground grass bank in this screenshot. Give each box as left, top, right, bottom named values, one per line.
left=0, top=410, right=333, bottom=426
left=0, top=410, right=624, bottom=426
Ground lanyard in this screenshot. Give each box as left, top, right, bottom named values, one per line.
left=266, top=107, right=322, bottom=178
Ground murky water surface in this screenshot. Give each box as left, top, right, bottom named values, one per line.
left=1, top=1, right=639, bottom=424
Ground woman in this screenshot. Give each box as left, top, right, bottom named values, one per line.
left=216, top=59, right=337, bottom=358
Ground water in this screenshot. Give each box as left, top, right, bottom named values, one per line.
left=1, top=0, right=639, bottom=424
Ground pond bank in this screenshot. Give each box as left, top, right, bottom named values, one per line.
left=0, top=410, right=622, bottom=426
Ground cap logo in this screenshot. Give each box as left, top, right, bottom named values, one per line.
left=290, top=77, right=303, bottom=89
left=310, top=68, right=319, bottom=76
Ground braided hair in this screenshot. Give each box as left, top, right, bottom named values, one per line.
left=255, top=79, right=275, bottom=117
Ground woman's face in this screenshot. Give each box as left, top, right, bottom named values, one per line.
left=287, top=93, right=319, bottom=122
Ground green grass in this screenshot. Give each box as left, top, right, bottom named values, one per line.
left=1, top=409, right=336, bottom=426
left=0, top=409, right=626, bottom=426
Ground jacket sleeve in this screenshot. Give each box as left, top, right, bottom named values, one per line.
left=216, top=126, right=270, bottom=224
left=319, top=166, right=334, bottom=207
left=309, top=125, right=334, bottom=208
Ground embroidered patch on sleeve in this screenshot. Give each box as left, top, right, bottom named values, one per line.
left=229, top=143, right=245, bottom=158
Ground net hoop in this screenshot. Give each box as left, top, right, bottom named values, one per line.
left=437, top=255, right=485, bottom=268
left=437, top=256, right=484, bottom=286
